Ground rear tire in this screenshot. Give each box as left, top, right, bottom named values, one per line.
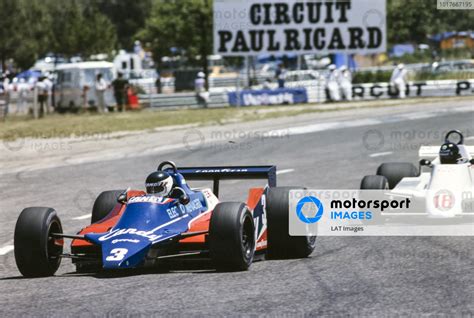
left=209, top=202, right=255, bottom=271
left=14, top=207, right=63, bottom=277
left=266, top=187, right=317, bottom=259
left=377, top=163, right=418, bottom=189
left=360, top=175, right=389, bottom=190
left=91, top=190, right=124, bottom=224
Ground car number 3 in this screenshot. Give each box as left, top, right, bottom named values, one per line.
left=106, top=248, right=128, bottom=261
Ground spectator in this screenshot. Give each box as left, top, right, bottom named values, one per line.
left=0, top=74, right=10, bottom=119
left=35, top=76, right=49, bottom=117
left=195, top=72, right=209, bottom=108
left=275, top=63, right=287, bottom=89
left=112, top=72, right=129, bottom=112
left=338, top=66, right=353, bottom=101
left=17, top=78, right=30, bottom=114
left=43, top=73, right=53, bottom=112
left=325, top=64, right=341, bottom=102
left=390, top=64, right=408, bottom=99
left=262, top=78, right=272, bottom=90
left=95, top=73, right=108, bottom=113
left=155, top=71, right=162, bottom=94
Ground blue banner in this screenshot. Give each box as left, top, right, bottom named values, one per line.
left=228, top=88, right=308, bottom=107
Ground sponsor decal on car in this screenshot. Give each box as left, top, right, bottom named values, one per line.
left=128, top=196, right=168, bottom=204
left=99, top=228, right=163, bottom=242
left=195, top=168, right=249, bottom=173
left=111, top=239, right=140, bottom=244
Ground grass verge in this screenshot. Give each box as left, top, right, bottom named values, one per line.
left=0, top=96, right=471, bottom=141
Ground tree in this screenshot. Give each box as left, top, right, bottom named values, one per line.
left=0, top=0, right=51, bottom=70
left=46, top=0, right=117, bottom=58
left=96, top=0, right=152, bottom=50
left=137, top=0, right=213, bottom=86
left=387, top=0, right=474, bottom=45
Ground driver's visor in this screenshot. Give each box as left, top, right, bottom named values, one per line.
left=146, top=182, right=165, bottom=194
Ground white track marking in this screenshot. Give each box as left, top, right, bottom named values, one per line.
left=465, top=136, right=474, bottom=141
left=0, top=245, right=14, bottom=256
left=370, top=152, right=394, bottom=158
left=277, top=169, right=295, bottom=175
left=72, top=214, right=92, bottom=220
left=269, top=106, right=473, bottom=138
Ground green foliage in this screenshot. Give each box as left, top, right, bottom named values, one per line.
left=414, top=71, right=474, bottom=81
left=353, top=71, right=393, bottom=84
left=0, top=0, right=50, bottom=69
left=387, top=0, right=474, bottom=44
left=45, top=0, right=117, bottom=57
left=1, top=0, right=473, bottom=71
left=96, top=0, right=152, bottom=50
left=0, top=0, right=117, bottom=70
left=137, top=0, right=213, bottom=66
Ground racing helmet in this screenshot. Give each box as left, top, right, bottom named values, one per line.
left=145, top=171, right=174, bottom=196
left=439, top=143, right=461, bottom=164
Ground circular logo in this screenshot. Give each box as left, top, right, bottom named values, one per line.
left=296, top=196, right=324, bottom=224
left=363, top=129, right=384, bottom=151
left=3, top=136, right=25, bottom=152
left=73, top=189, right=96, bottom=213
left=433, top=190, right=455, bottom=212
left=363, top=9, right=385, bottom=28
left=182, top=129, right=205, bottom=151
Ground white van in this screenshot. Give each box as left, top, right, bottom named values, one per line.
left=55, top=62, right=115, bottom=112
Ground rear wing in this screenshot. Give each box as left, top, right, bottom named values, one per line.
left=419, top=146, right=474, bottom=160
left=176, top=166, right=277, bottom=196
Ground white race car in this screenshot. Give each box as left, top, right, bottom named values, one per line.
left=361, top=130, right=474, bottom=219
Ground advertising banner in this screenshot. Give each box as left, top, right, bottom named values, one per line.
left=214, top=0, right=387, bottom=56
left=228, top=88, right=308, bottom=106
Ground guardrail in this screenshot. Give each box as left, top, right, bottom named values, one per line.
left=138, top=92, right=229, bottom=109
left=138, top=78, right=474, bottom=109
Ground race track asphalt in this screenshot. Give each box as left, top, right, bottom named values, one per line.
left=0, top=99, right=473, bottom=317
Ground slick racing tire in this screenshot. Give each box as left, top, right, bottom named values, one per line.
left=359, top=176, right=389, bottom=225
left=360, top=175, right=389, bottom=190
left=377, top=163, right=418, bottom=189
left=14, top=207, right=63, bottom=277
left=209, top=202, right=255, bottom=271
left=91, top=190, right=124, bottom=224
left=266, top=187, right=317, bottom=259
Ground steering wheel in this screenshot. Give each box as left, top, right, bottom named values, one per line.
left=445, top=130, right=464, bottom=145
left=158, top=161, right=178, bottom=172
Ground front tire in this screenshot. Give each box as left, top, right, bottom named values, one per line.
left=209, top=202, right=255, bottom=271
left=14, top=207, right=63, bottom=277
left=266, top=187, right=317, bottom=259
left=377, top=163, right=418, bottom=189
left=360, top=176, right=389, bottom=225
left=360, top=175, right=389, bottom=190
left=91, top=190, right=124, bottom=224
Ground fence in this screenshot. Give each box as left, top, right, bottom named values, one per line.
left=138, top=91, right=229, bottom=109
left=139, top=78, right=474, bottom=108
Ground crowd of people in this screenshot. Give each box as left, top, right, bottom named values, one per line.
left=325, top=64, right=353, bottom=102
left=0, top=72, right=55, bottom=118
left=0, top=70, right=135, bottom=118
left=1, top=62, right=411, bottom=119
left=272, top=62, right=409, bottom=102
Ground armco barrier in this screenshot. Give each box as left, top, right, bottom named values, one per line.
left=138, top=92, right=229, bottom=109
left=138, top=79, right=474, bottom=109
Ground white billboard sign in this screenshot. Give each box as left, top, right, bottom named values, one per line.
left=214, top=0, right=387, bottom=56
